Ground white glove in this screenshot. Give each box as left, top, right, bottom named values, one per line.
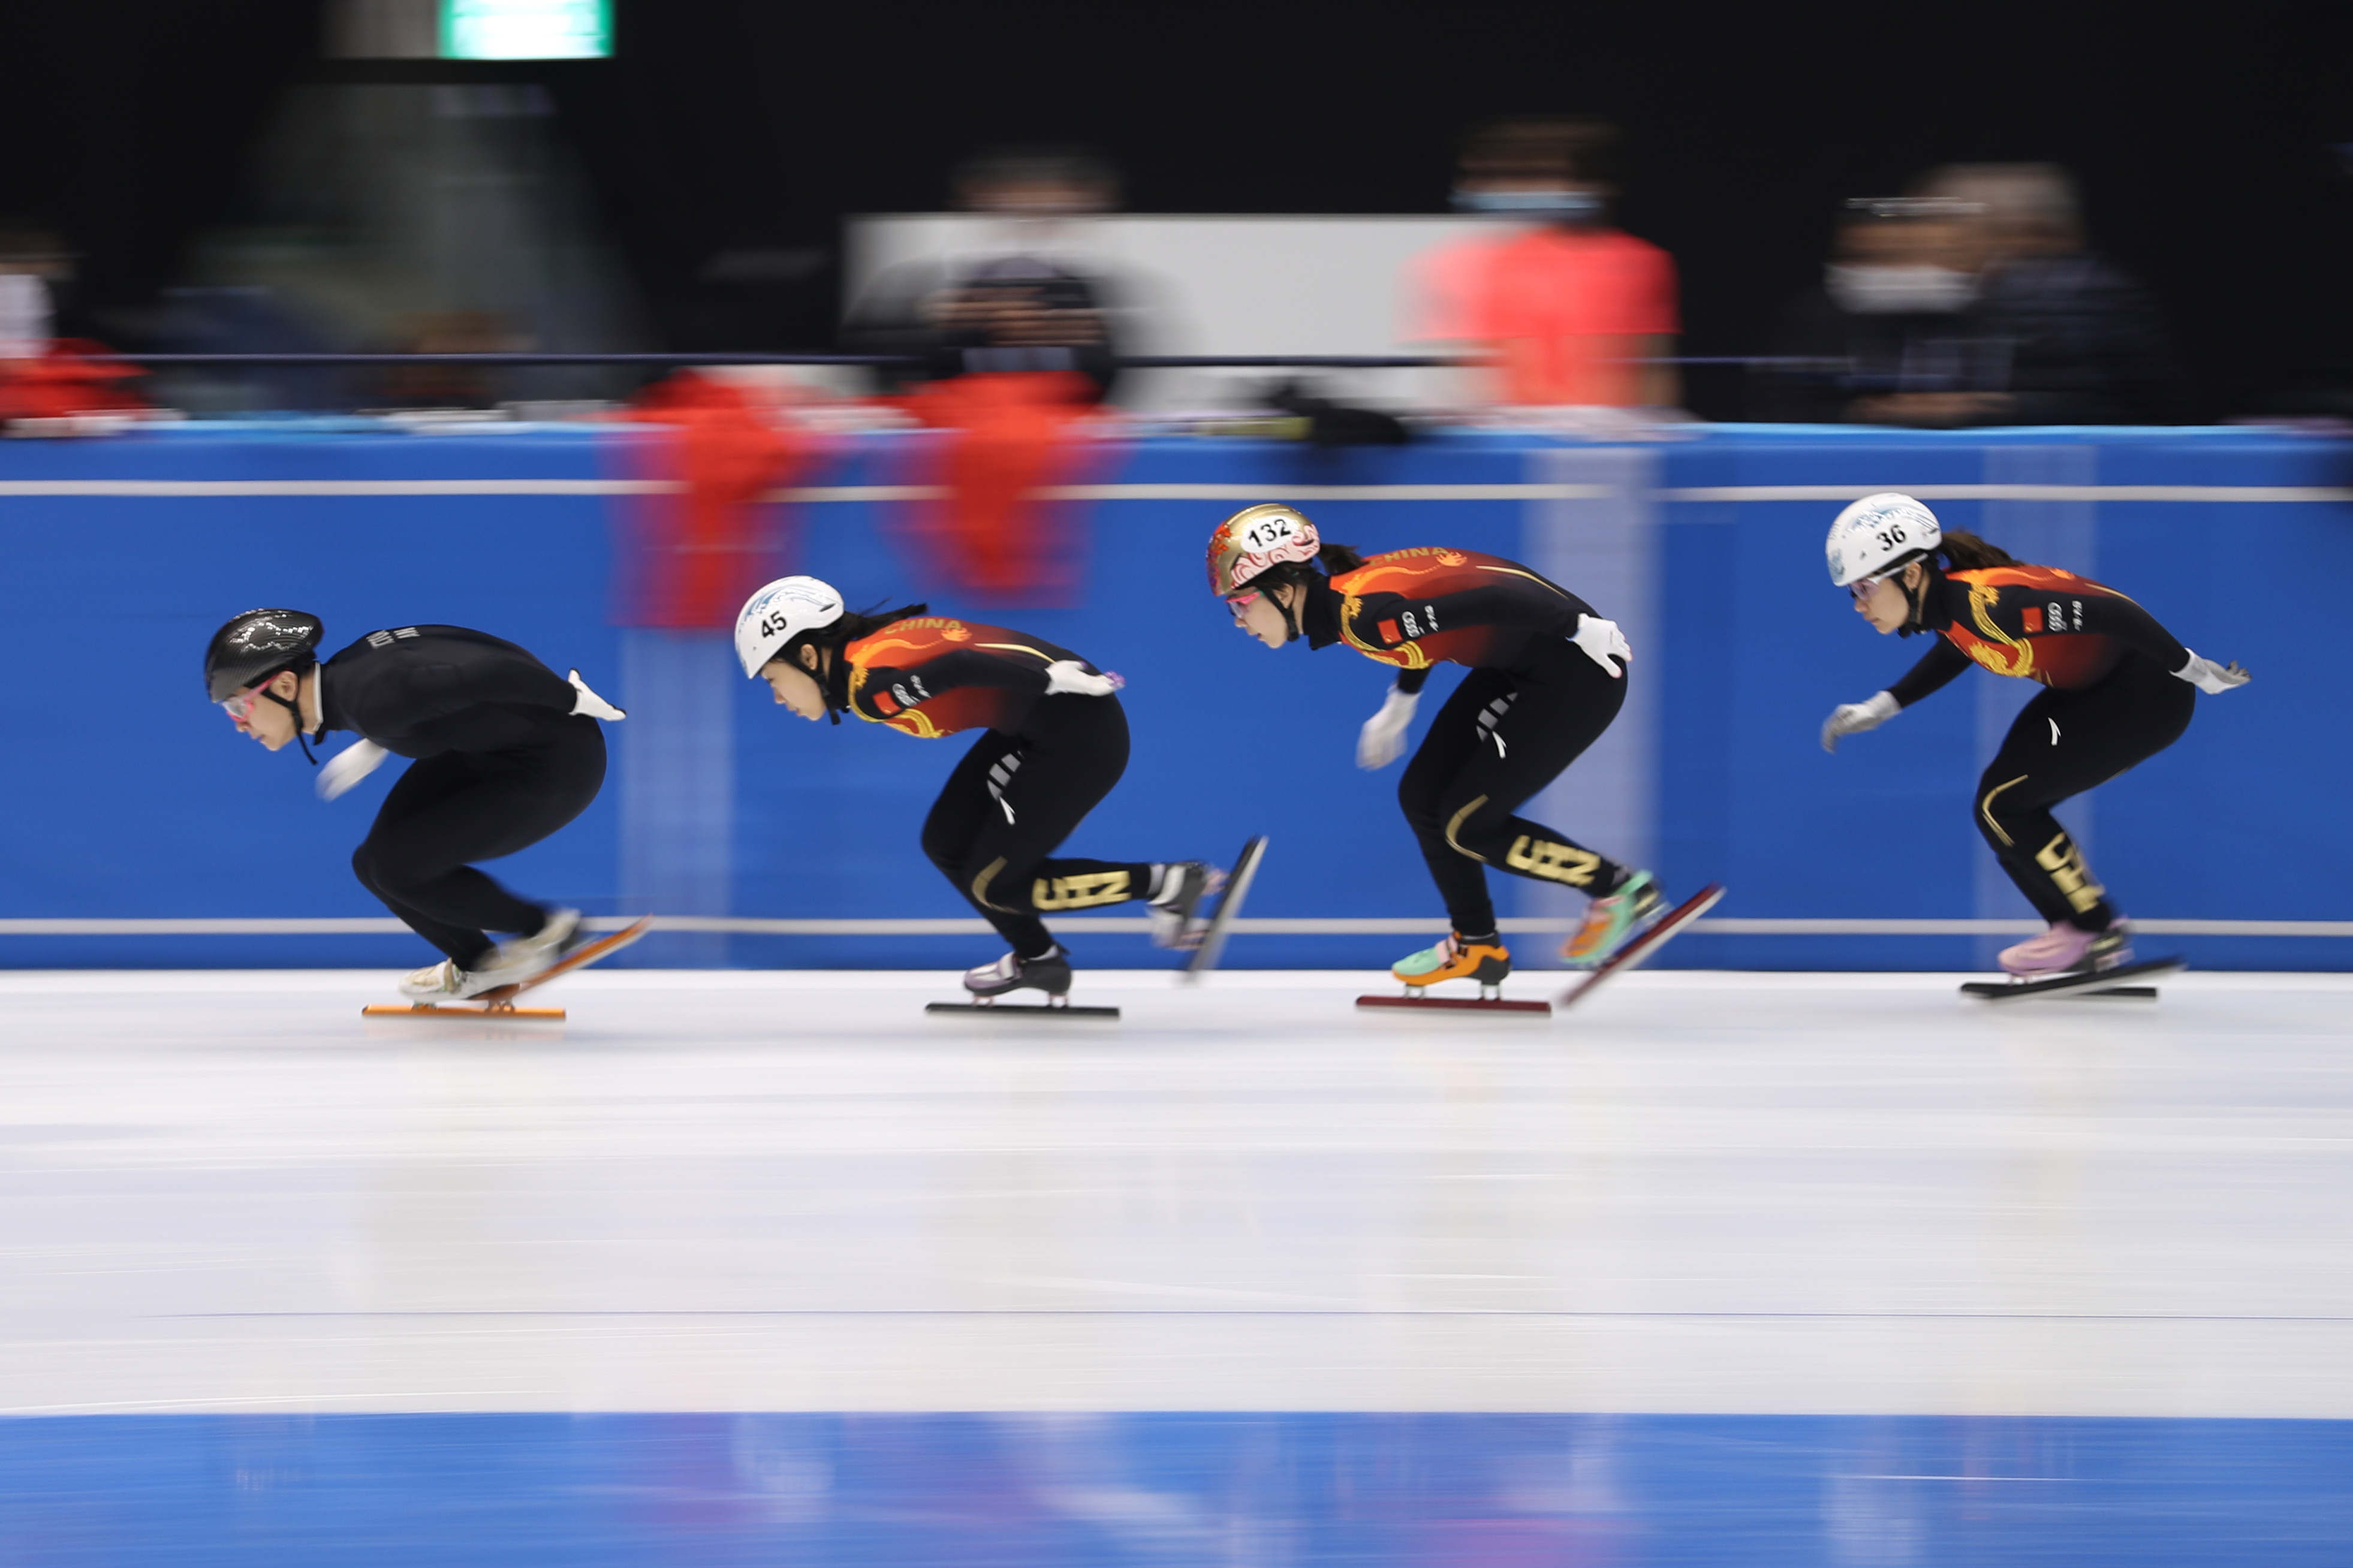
left=1570, top=614, right=1631, bottom=677
left=2174, top=649, right=2250, bottom=695
left=317, top=740, right=388, bottom=801
left=1044, top=660, right=1122, bottom=696
left=1355, top=686, right=1418, bottom=770
left=568, top=670, right=626, bottom=720
left=1821, top=690, right=1900, bottom=753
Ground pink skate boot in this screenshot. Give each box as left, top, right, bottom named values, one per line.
left=1998, top=917, right=2132, bottom=978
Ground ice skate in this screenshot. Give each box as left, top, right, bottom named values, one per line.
left=365, top=916, right=653, bottom=1021
left=1998, top=916, right=2131, bottom=979
left=1965, top=917, right=2179, bottom=1002
left=1558, top=883, right=1727, bottom=1010
left=1358, top=931, right=1548, bottom=1014
left=930, top=945, right=1119, bottom=1018
left=1560, top=870, right=1664, bottom=969
left=1146, top=863, right=1222, bottom=949
left=472, top=907, right=583, bottom=988
left=965, top=945, right=1075, bottom=1001
left=398, top=958, right=499, bottom=1002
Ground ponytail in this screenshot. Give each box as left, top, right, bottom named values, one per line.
left=1315, top=542, right=1366, bottom=574
left=799, top=601, right=927, bottom=656
left=1935, top=530, right=2016, bottom=571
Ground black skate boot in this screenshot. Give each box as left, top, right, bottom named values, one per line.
left=1146, top=861, right=1224, bottom=949
left=963, top=944, right=1075, bottom=1005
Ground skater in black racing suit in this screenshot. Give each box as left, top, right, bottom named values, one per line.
left=734, top=575, right=1219, bottom=1002
left=206, top=610, right=623, bottom=1000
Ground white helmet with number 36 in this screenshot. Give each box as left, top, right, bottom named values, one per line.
left=734, top=575, right=845, bottom=677
left=1825, top=493, right=1942, bottom=588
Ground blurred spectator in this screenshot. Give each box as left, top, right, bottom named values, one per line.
left=1768, top=197, right=2003, bottom=424
left=1409, top=118, right=1681, bottom=410
left=0, top=221, right=75, bottom=358
left=1770, top=171, right=2190, bottom=427
left=843, top=146, right=1123, bottom=402
left=1917, top=163, right=2191, bottom=424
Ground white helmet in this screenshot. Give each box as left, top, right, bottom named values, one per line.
left=734, top=575, right=845, bottom=677
left=1825, top=493, right=1942, bottom=587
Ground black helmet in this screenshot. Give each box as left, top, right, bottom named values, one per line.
left=205, top=609, right=323, bottom=703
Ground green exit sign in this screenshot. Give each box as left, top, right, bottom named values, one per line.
left=441, top=0, right=612, bottom=59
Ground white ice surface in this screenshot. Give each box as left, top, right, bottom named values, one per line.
left=0, top=967, right=2347, bottom=1418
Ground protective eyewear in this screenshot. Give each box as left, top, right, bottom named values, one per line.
left=1225, top=591, right=1263, bottom=614
left=221, top=682, right=282, bottom=725
left=1848, top=573, right=1893, bottom=601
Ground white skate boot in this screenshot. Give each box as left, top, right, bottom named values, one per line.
left=399, top=958, right=499, bottom=1000
left=473, top=908, right=582, bottom=988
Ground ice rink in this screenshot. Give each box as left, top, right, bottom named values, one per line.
left=4, top=966, right=2349, bottom=1563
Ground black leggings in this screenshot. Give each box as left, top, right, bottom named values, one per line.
left=1397, top=653, right=1629, bottom=937
left=350, top=715, right=608, bottom=968
left=922, top=696, right=1153, bottom=958
left=1975, top=659, right=2194, bottom=931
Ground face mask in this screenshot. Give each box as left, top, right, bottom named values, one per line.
left=1452, top=188, right=1606, bottom=225
left=1825, top=264, right=1977, bottom=315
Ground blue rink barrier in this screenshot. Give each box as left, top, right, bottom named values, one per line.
left=0, top=420, right=2346, bottom=970
left=3, top=1412, right=2348, bottom=1565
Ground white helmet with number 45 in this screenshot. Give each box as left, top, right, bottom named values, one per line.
left=734, top=575, right=845, bottom=677
left=1825, top=493, right=1942, bottom=587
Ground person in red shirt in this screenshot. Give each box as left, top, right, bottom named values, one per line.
left=1411, top=119, right=1680, bottom=410
left=1819, top=494, right=2250, bottom=979
left=734, top=576, right=1218, bottom=1005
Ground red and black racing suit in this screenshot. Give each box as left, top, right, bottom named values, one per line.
left=1298, top=547, right=1632, bottom=938
left=832, top=616, right=1158, bottom=958
left=318, top=625, right=607, bottom=968
left=1886, top=562, right=2197, bottom=932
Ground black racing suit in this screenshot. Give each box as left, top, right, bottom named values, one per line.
left=317, top=626, right=607, bottom=968
left=830, top=616, right=1155, bottom=958
left=1885, top=562, right=2198, bottom=931
left=1300, top=547, right=1631, bottom=939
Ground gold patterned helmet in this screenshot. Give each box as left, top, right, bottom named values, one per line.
left=1206, top=503, right=1321, bottom=597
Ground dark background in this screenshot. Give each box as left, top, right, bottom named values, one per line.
left=4, top=0, right=2350, bottom=417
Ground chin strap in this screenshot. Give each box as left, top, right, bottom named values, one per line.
left=260, top=686, right=320, bottom=764
left=1279, top=579, right=1307, bottom=644
left=1897, top=562, right=1935, bottom=638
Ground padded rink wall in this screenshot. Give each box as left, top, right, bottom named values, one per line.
left=0, top=421, right=2345, bottom=970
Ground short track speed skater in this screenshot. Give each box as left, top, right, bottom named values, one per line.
left=361, top=916, right=653, bottom=1020
left=1961, top=954, right=2185, bottom=1002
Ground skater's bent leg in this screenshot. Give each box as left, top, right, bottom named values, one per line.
left=355, top=722, right=606, bottom=964
left=1397, top=671, right=1510, bottom=932
left=1975, top=676, right=2192, bottom=931
left=1400, top=665, right=1629, bottom=930
left=947, top=701, right=1137, bottom=954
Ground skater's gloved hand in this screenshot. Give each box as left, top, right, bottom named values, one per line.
left=567, top=670, right=626, bottom=720
left=1570, top=614, right=1631, bottom=677
left=2173, top=650, right=2250, bottom=694
left=1044, top=660, right=1121, bottom=696
left=1821, top=690, right=1900, bottom=753
left=317, top=740, right=388, bottom=800
left=1355, top=686, right=1418, bottom=770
